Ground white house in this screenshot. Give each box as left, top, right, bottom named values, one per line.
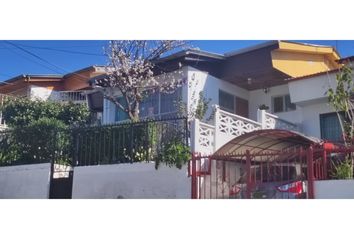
left=95, top=40, right=345, bottom=155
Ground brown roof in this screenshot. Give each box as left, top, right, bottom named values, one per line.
left=338, top=55, right=354, bottom=64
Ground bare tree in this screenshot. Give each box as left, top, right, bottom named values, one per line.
left=94, top=40, right=187, bottom=121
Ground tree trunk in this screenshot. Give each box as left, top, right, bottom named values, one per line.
left=130, top=101, right=140, bottom=122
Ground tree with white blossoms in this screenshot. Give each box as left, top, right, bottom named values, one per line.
left=94, top=40, right=188, bottom=121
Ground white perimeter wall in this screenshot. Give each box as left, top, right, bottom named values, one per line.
left=72, top=163, right=190, bottom=199
left=0, top=163, right=51, bottom=199
left=314, top=180, right=354, bottom=199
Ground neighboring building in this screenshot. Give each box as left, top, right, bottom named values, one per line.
left=0, top=66, right=106, bottom=128
left=94, top=40, right=343, bottom=154
left=0, top=65, right=106, bottom=103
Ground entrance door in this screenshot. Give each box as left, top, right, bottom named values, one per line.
left=235, top=97, right=249, bottom=118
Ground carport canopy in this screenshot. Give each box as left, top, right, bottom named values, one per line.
left=212, top=129, right=324, bottom=161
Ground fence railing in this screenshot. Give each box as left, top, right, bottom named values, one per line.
left=0, top=117, right=189, bottom=168
left=50, top=91, right=87, bottom=103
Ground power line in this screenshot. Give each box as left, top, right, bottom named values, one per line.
left=4, top=41, right=67, bottom=74
left=12, top=43, right=106, bottom=56
left=3, top=41, right=104, bottom=81
left=1, top=42, right=65, bottom=74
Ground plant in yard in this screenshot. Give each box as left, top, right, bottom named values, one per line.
left=327, top=65, right=354, bottom=145
left=0, top=135, right=19, bottom=166
left=174, top=91, right=211, bottom=120
left=155, top=137, right=190, bottom=170
left=12, top=118, right=69, bottom=165
left=331, top=157, right=353, bottom=179
left=93, top=40, right=188, bottom=122
left=327, top=65, right=354, bottom=178
left=0, top=97, right=90, bottom=127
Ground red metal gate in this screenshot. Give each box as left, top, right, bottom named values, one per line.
left=190, top=147, right=312, bottom=199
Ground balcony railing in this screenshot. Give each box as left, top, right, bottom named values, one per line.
left=191, top=105, right=299, bottom=155
left=50, top=91, right=87, bottom=104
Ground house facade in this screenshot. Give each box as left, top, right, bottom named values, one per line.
left=0, top=65, right=105, bottom=102
left=97, top=40, right=343, bottom=154
left=0, top=65, right=106, bottom=128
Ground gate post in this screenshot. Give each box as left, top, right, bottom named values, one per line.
left=323, top=148, right=327, bottom=180
left=191, top=152, right=198, bottom=199
left=307, top=146, right=315, bottom=199
left=246, top=150, right=251, bottom=199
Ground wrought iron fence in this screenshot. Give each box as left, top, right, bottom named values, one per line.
left=0, top=117, right=189, bottom=168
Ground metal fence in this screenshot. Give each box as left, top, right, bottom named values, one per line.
left=73, top=117, right=189, bottom=166
left=0, top=117, right=189, bottom=168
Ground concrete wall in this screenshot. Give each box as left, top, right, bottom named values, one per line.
left=249, top=84, right=302, bottom=123
left=300, top=101, right=335, bottom=139
left=288, top=72, right=338, bottom=106
left=0, top=163, right=51, bottom=199
left=187, top=66, right=249, bottom=121
left=72, top=163, right=190, bottom=199
left=29, top=85, right=53, bottom=101
left=314, top=180, right=354, bottom=199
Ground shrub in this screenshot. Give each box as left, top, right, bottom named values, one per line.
left=11, top=118, right=70, bottom=165
left=155, top=137, right=190, bottom=169
left=1, top=98, right=90, bottom=127
left=331, top=157, right=353, bottom=179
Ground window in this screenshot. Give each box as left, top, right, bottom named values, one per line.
left=115, top=97, right=129, bottom=122
left=140, top=91, right=159, bottom=117
left=320, top=112, right=343, bottom=142
left=218, top=90, right=249, bottom=117
left=272, top=94, right=296, bottom=113
left=219, top=90, right=235, bottom=113
left=115, top=87, right=182, bottom=122
left=285, top=95, right=296, bottom=111
left=160, top=87, right=181, bottom=114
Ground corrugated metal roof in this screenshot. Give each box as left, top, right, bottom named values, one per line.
left=213, top=129, right=323, bottom=161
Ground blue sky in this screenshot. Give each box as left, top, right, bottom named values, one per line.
left=1, top=40, right=354, bottom=82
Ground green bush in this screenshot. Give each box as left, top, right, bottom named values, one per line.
left=0, top=98, right=90, bottom=127
left=11, top=118, right=70, bottom=165
left=331, top=158, right=353, bottom=179
left=155, top=137, right=190, bottom=169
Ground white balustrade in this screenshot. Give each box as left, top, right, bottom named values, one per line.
left=191, top=106, right=300, bottom=155
left=191, top=119, right=215, bottom=155
left=259, top=110, right=299, bottom=131
left=214, top=106, right=261, bottom=150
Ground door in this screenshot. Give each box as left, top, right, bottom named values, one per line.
left=235, top=97, right=249, bottom=118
